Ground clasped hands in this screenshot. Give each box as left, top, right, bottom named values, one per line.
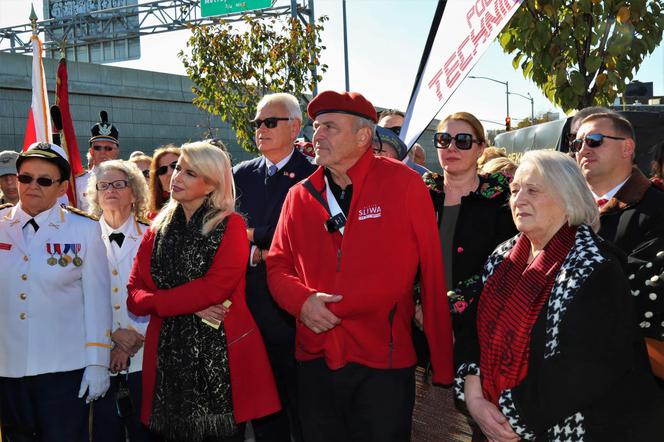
left=110, top=328, right=144, bottom=373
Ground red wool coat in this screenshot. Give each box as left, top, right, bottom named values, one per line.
left=267, top=149, right=454, bottom=384
left=127, top=213, right=281, bottom=425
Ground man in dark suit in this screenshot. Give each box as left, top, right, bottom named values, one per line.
left=233, top=93, right=316, bottom=442
left=574, top=112, right=664, bottom=387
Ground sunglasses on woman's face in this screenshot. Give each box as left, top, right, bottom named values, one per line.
left=570, top=133, right=626, bottom=153
left=250, top=117, right=291, bottom=130
left=156, top=161, right=177, bottom=176
left=17, top=174, right=62, bottom=187
left=434, top=132, right=480, bottom=150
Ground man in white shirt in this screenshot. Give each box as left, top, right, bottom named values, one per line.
left=575, top=112, right=664, bottom=386
left=76, top=111, right=120, bottom=211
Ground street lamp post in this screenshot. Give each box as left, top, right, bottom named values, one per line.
left=468, top=75, right=510, bottom=120
left=510, top=91, right=535, bottom=123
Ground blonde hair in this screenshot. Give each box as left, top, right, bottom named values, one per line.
left=87, top=160, right=150, bottom=219
left=152, top=141, right=235, bottom=236
left=129, top=154, right=153, bottom=166
left=481, top=156, right=517, bottom=176
left=477, top=146, right=507, bottom=168
left=517, top=150, right=599, bottom=231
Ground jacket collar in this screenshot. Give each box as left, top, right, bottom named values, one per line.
left=601, top=167, right=652, bottom=214
left=309, top=147, right=374, bottom=195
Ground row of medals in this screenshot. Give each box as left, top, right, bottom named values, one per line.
left=47, top=254, right=83, bottom=267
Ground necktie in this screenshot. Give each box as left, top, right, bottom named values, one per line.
left=109, top=232, right=125, bottom=248
left=596, top=198, right=609, bottom=207
left=23, top=219, right=39, bottom=232
left=267, top=165, right=278, bottom=177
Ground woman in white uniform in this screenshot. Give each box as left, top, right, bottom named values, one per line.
left=87, top=159, right=154, bottom=442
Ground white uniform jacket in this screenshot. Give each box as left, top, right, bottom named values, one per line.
left=0, top=203, right=112, bottom=378
left=100, top=215, right=149, bottom=374
left=75, top=170, right=91, bottom=212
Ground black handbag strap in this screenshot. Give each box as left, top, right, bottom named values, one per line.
left=303, top=179, right=332, bottom=216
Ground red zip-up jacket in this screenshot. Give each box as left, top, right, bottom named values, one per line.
left=267, top=149, right=454, bottom=384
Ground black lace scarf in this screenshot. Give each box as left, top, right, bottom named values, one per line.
left=149, top=203, right=237, bottom=441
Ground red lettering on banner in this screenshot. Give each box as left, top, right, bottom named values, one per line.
left=428, top=69, right=444, bottom=101
left=457, top=36, right=474, bottom=72
left=444, top=52, right=461, bottom=88
left=474, top=0, right=486, bottom=17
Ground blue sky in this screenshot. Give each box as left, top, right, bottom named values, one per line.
left=2, top=0, right=663, bottom=130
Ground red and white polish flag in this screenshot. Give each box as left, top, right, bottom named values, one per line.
left=23, top=34, right=52, bottom=150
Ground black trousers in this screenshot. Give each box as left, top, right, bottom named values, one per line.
left=297, top=359, right=415, bottom=442
left=92, top=372, right=158, bottom=442
left=252, top=341, right=303, bottom=442
left=0, top=370, right=88, bottom=442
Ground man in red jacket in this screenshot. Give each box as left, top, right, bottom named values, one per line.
left=266, top=90, right=453, bottom=441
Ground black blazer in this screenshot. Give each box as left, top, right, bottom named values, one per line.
left=233, top=149, right=317, bottom=344
left=598, top=167, right=664, bottom=340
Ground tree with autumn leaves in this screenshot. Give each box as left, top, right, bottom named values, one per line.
left=499, top=0, right=664, bottom=112
left=179, top=15, right=327, bottom=153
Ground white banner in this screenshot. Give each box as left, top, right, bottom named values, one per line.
left=401, top=0, right=523, bottom=148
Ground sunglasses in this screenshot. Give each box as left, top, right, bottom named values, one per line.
left=141, top=169, right=150, bottom=178
left=250, top=117, right=292, bottom=130
left=156, top=161, right=177, bottom=176
left=17, top=174, right=62, bottom=187
left=386, top=126, right=401, bottom=136
left=92, top=145, right=117, bottom=152
left=434, top=132, right=481, bottom=150
left=570, top=133, right=626, bottom=153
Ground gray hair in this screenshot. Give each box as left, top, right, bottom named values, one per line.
left=87, top=160, right=150, bottom=219
left=256, top=93, right=302, bottom=122
left=352, top=115, right=376, bottom=140
left=517, top=150, right=599, bottom=231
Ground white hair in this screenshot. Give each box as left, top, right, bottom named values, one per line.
left=256, top=93, right=302, bottom=122
left=518, top=150, right=599, bottom=231
left=87, top=160, right=150, bottom=219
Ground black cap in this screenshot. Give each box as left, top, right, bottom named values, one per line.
left=89, top=110, right=119, bottom=145
left=17, top=142, right=71, bottom=181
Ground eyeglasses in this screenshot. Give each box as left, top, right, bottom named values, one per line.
left=96, top=180, right=129, bottom=191
left=17, top=174, right=62, bottom=187
left=92, top=145, right=117, bottom=152
left=141, top=169, right=150, bottom=178
left=434, top=132, right=481, bottom=150
left=570, top=133, right=626, bottom=153
left=250, top=117, right=292, bottom=130
left=156, top=161, right=177, bottom=176
left=386, top=126, right=401, bottom=136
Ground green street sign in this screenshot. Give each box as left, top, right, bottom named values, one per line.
left=201, top=0, right=272, bottom=17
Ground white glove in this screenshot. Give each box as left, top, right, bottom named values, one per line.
left=78, top=365, right=110, bottom=403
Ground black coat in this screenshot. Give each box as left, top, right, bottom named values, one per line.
left=233, top=149, right=317, bottom=344
left=455, top=226, right=664, bottom=441
left=598, top=167, right=664, bottom=341
left=423, top=172, right=516, bottom=366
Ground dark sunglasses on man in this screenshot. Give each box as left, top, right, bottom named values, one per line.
left=17, top=174, right=63, bottom=187
left=570, top=133, right=626, bottom=153
left=250, top=117, right=292, bottom=130
left=156, top=161, right=177, bottom=176
left=91, top=145, right=117, bottom=152
left=434, top=132, right=481, bottom=150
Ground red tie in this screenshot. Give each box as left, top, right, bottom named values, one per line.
left=597, top=198, right=609, bottom=207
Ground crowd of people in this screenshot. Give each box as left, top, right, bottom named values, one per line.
left=0, top=90, right=663, bottom=442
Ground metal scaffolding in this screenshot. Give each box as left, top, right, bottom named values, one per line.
left=0, top=0, right=315, bottom=57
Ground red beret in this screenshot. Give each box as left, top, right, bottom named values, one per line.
left=307, top=91, right=377, bottom=123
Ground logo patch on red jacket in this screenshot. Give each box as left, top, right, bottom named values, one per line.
left=358, top=205, right=382, bottom=221
left=0, top=242, right=12, bottom=250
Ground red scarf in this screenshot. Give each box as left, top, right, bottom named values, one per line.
left=477, top=224, right=577, bottom=405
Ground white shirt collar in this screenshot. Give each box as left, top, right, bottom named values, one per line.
left=593, top=175, right=630, bottom=201
left=100, top=214, right=134, bottom=237
left=265, top=149, right=295, bottom=172
left=15, top=202, right=58, bottom=226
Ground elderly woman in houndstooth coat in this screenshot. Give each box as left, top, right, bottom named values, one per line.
left=454, top=150, right=664, bottom=441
